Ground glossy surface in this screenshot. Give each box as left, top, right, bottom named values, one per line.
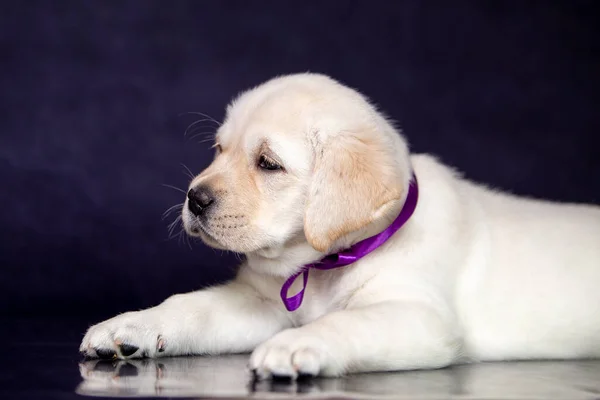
left=3, top=318, right=600, bottom=399
left=77, top=356, right=600, bottom=399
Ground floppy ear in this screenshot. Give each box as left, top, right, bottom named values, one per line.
left=304, top=130, right=406, bottom=253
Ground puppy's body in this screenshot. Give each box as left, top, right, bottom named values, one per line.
left=81, top=74, right=600, bottom=378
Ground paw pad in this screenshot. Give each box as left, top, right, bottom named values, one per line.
left=118, top=343, right=139, bottom=357
left=95, top=348, right=117, bottom=360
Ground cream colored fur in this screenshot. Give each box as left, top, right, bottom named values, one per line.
left=81, top=73, right=600, bottom=379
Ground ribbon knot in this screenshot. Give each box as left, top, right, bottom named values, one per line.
left=280, top=174, right=419, bottom=311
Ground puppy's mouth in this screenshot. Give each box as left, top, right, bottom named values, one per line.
left=189, top=220, right=224, bottom=247
left=191, top=221, right=212, bottom=238
left=182, top=206, right=255, bottom=252
left=183, top=209, right=223, bottom=247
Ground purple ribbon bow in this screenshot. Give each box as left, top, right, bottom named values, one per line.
left=280, top=174, right=419, bottom=311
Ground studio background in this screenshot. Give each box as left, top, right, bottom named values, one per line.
left=1, top=1, right=599, bottom=322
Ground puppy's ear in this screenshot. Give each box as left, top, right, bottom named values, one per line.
left=304, top=130, right=406, bottom=253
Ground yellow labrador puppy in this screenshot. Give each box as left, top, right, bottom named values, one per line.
left=81, top=74, right=600, bottom=379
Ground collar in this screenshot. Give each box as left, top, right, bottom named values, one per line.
left=280, top=173, right=419, bottom=311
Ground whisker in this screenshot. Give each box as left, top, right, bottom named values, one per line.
left=197, top=136, right=218, bottom=144
left=186, top=122, right=217, bottom=136
left=165, top=214, right=194, bottom=250
left=167, top=215, right=182, bottom=238
left=185, top=120, right=217, bottom=137
left=162, top=183, right=187, bottom=195
left=172, top=229, right=186, bottom=245
left=180, top=111, right=222, bottom=127
left=186, top=122, right=214, bottom=131
left=180, top=163, right=195, bottom=180
left=162, top=203, right=184, bottom=220
left=188, top=130, right=216, bottom=142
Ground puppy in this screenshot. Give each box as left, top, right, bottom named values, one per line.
left=81, top=73, right=600, bottom=379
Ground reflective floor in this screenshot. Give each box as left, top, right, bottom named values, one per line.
left=77, top=356, right=600, bottom=399
left=3, top=318, right=600, bottom=399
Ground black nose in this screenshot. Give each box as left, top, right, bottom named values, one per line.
left=187, top=187, right=214, bottom=216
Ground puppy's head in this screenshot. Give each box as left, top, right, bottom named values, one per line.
left=182, top=74, right=411, bottom=257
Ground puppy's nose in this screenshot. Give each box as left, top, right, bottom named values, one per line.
left=187, top=186, right=214, bottom=216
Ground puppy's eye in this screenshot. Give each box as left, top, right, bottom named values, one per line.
left=258, top=155, right=282, bottom=171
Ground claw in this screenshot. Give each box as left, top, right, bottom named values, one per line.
left=157, top=335, right=166, bottom=352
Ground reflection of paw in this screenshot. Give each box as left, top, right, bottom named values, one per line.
left=77, top=356, right=329, bottom=398
left=80, top=311, right=167, bottom=360
left=249, top=375, right=322, bottom=395
left=249, top=328, right=341, bottom=380
left=77, top=359, right=166, bottom=397
left=79, top=359, right=159, bottom=380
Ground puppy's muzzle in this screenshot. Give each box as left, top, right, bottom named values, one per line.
left=187, top=186, right=215, bottom=216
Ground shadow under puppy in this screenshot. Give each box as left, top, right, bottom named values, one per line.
left=81, top=73, right=600, bottom=380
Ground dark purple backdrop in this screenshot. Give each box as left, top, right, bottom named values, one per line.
left=1, top=1, right=599, bottom=318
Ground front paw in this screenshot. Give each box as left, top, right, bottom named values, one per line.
left=80, top=311, right=167, bottom=360
left=249, top=329, right=342, bottom=380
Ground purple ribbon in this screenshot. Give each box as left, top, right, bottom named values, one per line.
left=280, top=174, right=419, bottom=311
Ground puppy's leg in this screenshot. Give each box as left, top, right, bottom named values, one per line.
left=80, top=280, right=290, bottom=360
left=250, top=301, right=460, bottom=379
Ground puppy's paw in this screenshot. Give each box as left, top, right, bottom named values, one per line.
left=80, top=311, right=168, bottom=360
left=249, top=329, right=342, bottom=380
